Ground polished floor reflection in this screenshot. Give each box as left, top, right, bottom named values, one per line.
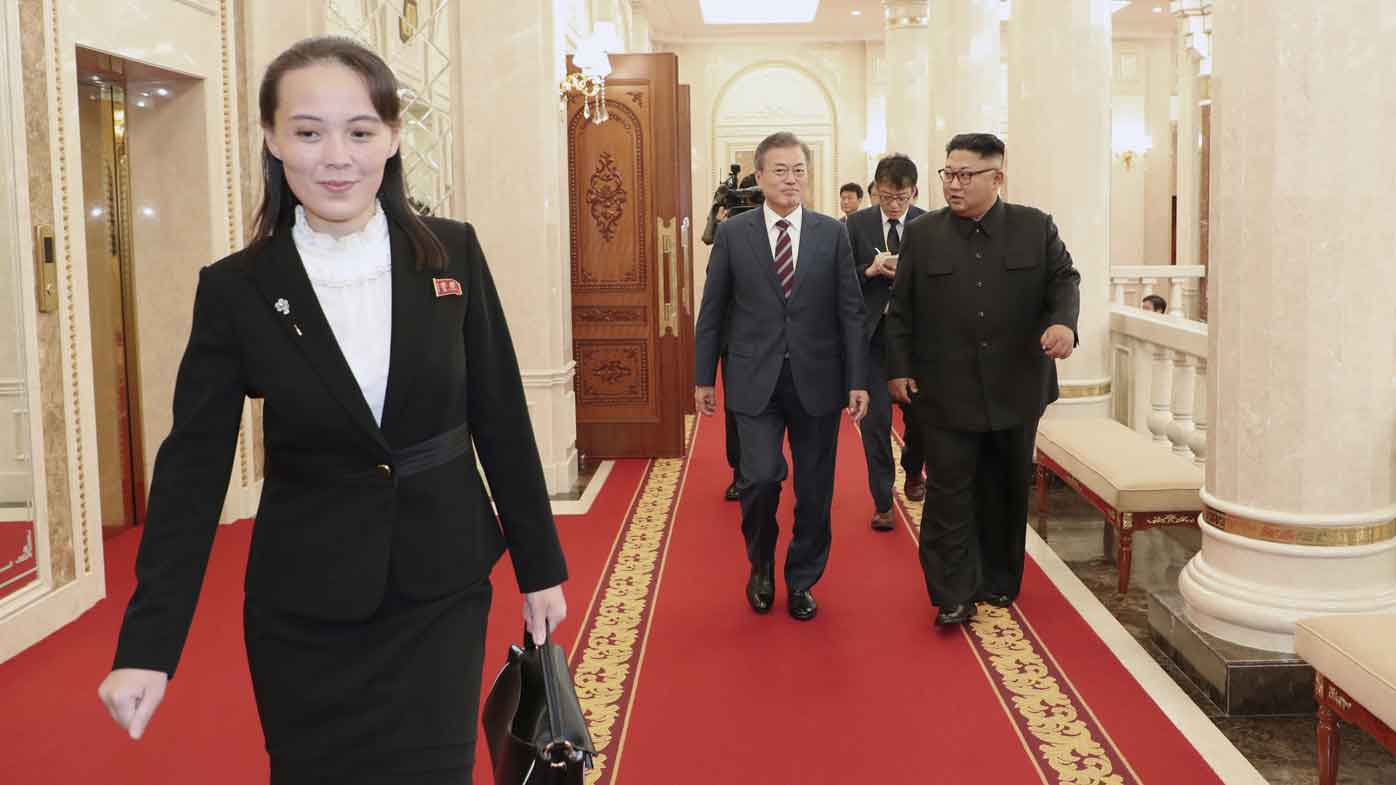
left=1043, top=484, right=1396, bottom=785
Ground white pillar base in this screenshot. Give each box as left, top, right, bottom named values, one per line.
left=520, top=363, right=579, bottom=496
left=1179, top=512, right=1396, bottom=653
left=1045, top=376, right=1112, bottom=419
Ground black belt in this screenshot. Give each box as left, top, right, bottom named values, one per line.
left=267, top=422, right=472, bottom=483
left=392, top=421, right=472, bottom=478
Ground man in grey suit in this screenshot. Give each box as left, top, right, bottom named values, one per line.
left=695, top=131, right=869, bottom=622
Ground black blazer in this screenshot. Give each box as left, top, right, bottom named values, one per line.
left=694, top=207, right=867, bottom=417
left=846, top=204, right=926, bottom=339
left=885, top=200, right=1081, bottom=432
left=113, top=218, right=568, bottom=676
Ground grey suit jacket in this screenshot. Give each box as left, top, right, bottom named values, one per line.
left=694, top=207, right=867, bottom=417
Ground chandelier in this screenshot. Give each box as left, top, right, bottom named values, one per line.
left=561, top=22, right=622, bottom=124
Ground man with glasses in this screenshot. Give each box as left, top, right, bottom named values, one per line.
left=695, top=131, right=869, bottom=623
left=886, top=133, right=1080, bottom=626
left=846, top=154, right=929, bottom=533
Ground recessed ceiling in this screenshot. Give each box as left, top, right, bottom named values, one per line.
left=649, top=1, right=1174, bottom=42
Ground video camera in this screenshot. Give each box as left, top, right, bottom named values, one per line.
left=701, top=164, right=765, bottom=245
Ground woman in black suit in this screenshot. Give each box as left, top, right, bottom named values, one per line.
left=97, top=36, right=568, bottom=784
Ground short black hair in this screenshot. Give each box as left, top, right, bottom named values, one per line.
left=738, top=173, right=757, bottom=188
left=874, top=153, right=918, bottom=190
left=840, top=182, right=864, bottom=199
left=946, top=133, right=1006, bottom=161
left=1142, top=294, right=1168, bottom=313
left=867, top=180, right=877, bottom=193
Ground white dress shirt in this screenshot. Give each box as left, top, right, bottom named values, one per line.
left=763, top=203, right=803, bottom=270
left=292, top=201, right=393, bottom=426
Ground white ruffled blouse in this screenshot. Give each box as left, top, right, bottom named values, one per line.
left=292, top=202, right=393, bottom=426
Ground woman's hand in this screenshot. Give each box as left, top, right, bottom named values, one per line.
left=98, top=668, right=169, bottom=740
left=522, top=584, right=567, bottom=643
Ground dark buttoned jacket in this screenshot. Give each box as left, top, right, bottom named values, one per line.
left=694, top=206, right=867, bottom=417
left=845, top=204, right=927, bottom=339
left=885, top=199, right=1081, bottom=432
left=113, top=217, right=568, bottom=676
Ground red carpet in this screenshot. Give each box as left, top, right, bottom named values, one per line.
left=0, top=459, right=649, bottom=785
left=570, top=407, right=1229, bottom=785
left=1, top=408, right=1232, bottom=784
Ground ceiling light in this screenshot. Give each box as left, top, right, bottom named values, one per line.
left=1112, top=1, right=1130, bottom=11
left=1153, top=6, right=1164, bottom=12
left=851, top=10, right=861, bottom=15
left=700, top=0, right=820, bottom=25
left=156, top=88, right=169, bottom=96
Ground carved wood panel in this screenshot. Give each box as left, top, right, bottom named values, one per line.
left=569, top=98, right=648, bottom=293
left=575, top=340, right=649, bottom=406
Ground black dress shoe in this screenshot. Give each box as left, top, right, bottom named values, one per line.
left=788, top=590, right=818, bottom=621
left=746, top=563, right=774, bottom=613
left=934, top=603, right=977, bottom=626
left=979, top=592, right=1014, bottom=608
left=724, top=479, right=741, bottom=502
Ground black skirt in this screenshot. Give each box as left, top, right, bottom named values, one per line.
left=243, top=577, right=492, bottom=785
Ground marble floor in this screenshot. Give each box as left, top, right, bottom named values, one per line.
left=1041, top=484, right=1396, bottom=785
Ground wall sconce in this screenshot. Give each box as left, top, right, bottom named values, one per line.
left=562, top=22, right=623, bottom=124
left=1112, top=126, right=1153, bottom=171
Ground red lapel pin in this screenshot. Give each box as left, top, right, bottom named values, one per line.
left=433, top=278, right=462, bottom=297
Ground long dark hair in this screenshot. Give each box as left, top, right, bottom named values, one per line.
left=251, top=35, right=447, bottom=271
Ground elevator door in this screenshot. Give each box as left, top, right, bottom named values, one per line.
left=76, top=50, right=145, bottom=533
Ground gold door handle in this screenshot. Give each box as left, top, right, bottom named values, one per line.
left=33, top=225, right=57, bottom=313
left=679, top=216, right=691, bottom=316
left=657, top=217, right=678, bottom=336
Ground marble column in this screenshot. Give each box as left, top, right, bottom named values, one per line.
left=1178, top=0, right=1396, bottom=653
left=1171, top=8, right=1205, bottom=272
left=930, top=0, right=1003, bottom=161
left=455, top=0, right=578, bottom=495
left=1007, top=0, right=1112, bottom=417
left=881, top=1, right=932, bottom=207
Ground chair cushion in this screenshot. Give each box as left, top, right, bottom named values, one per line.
left=1036, top=418, right=1202, bottom=512
left=1296, top=614, right=1396, bottom=731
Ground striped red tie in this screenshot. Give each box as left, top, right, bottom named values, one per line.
left=773, top=219, right=794, bottom=298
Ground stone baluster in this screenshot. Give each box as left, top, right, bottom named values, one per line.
left=1189, top=359, right=1207, bottom=466
left=1167, top=352, right=1197, bottom=459
left=1113, top=277, right=1127, bottom=305
left=1169, top=277, right=1185, bottom=319
left=1147, top=343, right=1174, bottom=448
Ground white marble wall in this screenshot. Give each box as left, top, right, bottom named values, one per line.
left=1109, top=36, right=1174, bottom=268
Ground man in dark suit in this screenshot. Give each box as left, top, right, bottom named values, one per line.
left=838, top=182, right=864, bottom=222
left=845, top=154, right=928, bottom=532
left=886, top=133, right=1080, bottom=626
left=695, top=131, right=869, bottom=622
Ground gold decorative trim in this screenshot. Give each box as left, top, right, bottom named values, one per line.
left=1201, top=504, right=1396, bottom=547
left=217, top=0, right=250, bottom=490
left=1058, top=381, right=1112, bottom=399
left=572, top=415, right=696, bottom=785
left=50, top=0, right=91, bottom=575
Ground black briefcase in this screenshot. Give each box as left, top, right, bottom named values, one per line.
left=481, top=631, right=595, bottom=785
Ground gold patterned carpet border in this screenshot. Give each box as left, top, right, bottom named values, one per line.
left=570, top=415, right=697, bottom=785
left=891, top=431, right=1145, bottom=785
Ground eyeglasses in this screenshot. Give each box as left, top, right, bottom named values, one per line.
left=765, top=166, right=809, bottom=179
left=938, top=168, right=1000, bottom=185
left=880, top=192, right=915, bottom=205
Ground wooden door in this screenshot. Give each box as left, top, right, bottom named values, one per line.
left=568, top=54, right=685, bottom=458
left=677, top=84, right=696, bottom=415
